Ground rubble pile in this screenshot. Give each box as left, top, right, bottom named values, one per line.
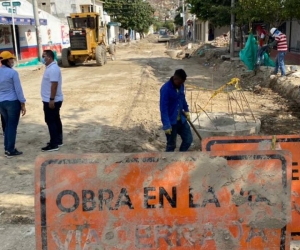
left=211, top=32, right=230, bottom=47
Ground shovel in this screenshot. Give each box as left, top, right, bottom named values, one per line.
left=183, top=112, right=202, bottom=151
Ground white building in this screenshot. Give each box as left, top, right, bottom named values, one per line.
left=32, top=0, right=119, bottom=45
left=0, top=0, right=63, bottom=59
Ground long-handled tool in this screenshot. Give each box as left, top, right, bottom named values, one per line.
left=183, top=112, right=202, bottom=151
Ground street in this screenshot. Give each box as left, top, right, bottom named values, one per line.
left=1, top=39, right=300, bottom=249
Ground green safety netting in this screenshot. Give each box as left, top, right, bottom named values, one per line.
left=263, top=52, right=275, bottom=68
left=239, top=33, right=275, bottom=70
left=16, top=58, right=40, bottom=67
left=16, top=50, right=58, bottom=68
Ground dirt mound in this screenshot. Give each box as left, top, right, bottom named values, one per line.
left=143, top=34, right=158, bottom=43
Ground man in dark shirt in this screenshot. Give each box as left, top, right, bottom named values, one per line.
left=160, top=69, right=193, bottom=152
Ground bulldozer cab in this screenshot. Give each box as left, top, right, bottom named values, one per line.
left=67, top=13, right=106, bottom=53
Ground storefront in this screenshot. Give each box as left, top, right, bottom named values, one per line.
left=0, top=14, right=48, bottom=59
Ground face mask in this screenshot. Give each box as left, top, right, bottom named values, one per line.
left=41, top=57, right=46, bottom=64
left=9, top=59, right=14, bottom=68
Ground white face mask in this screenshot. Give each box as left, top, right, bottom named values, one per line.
left=9, top=59, right=15, bottom=68
left=41, top=57, right=46, bottom=64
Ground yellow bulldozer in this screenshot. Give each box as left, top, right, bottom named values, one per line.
left=61, top=12, right=116, bottom=67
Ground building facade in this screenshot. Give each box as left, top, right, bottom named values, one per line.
left=0, top=0, right=63, bottom=59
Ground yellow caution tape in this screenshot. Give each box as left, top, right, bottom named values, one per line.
left=195, top=78, right=241, bottom=113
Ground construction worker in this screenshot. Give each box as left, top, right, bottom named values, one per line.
left=269, top=27, right=288, bottom=77
left=256, top=25, right=267, bottom=47
left=160, top=69, right=193, bottom=152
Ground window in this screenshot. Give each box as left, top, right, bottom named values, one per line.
left=71, top=17, right=95, bottom=29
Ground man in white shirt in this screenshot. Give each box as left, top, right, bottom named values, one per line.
left=41, top=50, right=64, bottom=152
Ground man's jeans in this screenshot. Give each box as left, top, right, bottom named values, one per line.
left=166, top=120, right=193, bottom=152
left=0, top=100, right=21, bottom=152
left=43, top=101, right=63, bottom=147
left=274, top=51, right=286, bottom=76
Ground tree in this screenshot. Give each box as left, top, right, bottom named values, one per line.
left=187, top=0, right=300, bottom=28
left=187, top=0, right=231, bottom=27
left=174, top=6, right=183, bottom=27
left=236, top=0, right=300, bottom=27
left=104, top=0, right=155, bottom=38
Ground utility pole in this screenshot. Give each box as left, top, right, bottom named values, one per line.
left=32, top=0, right=43, bottom=61
left=182, top=0, right=185, bottom=38
left=10, top=0, right=19, bottom=65
left=230, top=0, right=235, bottom=59
left=192, top=14, right=195, bottom=42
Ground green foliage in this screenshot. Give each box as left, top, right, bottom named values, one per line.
left=153, top=20, right=174, bottom=32
left=104, top=0, right=155, bottom=33
left=153, top=20, right=164, bottom=31
left=174, top=7, right=183, bottom=26
left=187, top=0, right=231, bottom=27
left=164, top=20, right=175, bottom=31
left=187, top=0, right=300, bottom=27
left=236, top=0, right=300, bottom=26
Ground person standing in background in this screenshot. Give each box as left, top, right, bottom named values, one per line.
left=256, top=25, right=267, bottom=47
left=269, top=27, right=288, bottom=77
left=40, top=50, right=64, bottom=152
left=0, top=51, right=26, bottom=158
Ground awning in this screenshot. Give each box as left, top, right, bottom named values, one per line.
left=107, top=22, right=121, bottom=27
left=0, top=14, right=47, bottom=26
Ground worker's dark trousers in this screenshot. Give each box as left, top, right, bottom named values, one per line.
left=166, top=120, right=193, bottom=152
left=43, top=101, right=63, bottom=147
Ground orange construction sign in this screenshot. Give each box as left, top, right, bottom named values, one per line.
left=35, top=152, right=291, bottom=250
left=202, top=135, right=300, bottom=239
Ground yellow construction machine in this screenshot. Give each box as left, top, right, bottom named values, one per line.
left=61, top=12, right=116, bottom=67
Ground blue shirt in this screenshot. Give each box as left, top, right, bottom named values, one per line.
left=160, top=78, right=189, bottom=130
left=0, top=65, right=26, bottom=103
left=41, top=61, right=63, bottom=102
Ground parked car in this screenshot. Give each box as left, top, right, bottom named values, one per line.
left=158, top=29, right=170, bottom=42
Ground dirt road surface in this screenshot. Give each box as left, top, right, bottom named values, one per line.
left=0, top=38, right=300, bottom=249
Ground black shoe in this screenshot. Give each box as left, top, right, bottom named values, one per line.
left=5, top=149, right=23, bottom=158
left=41, top=144, right=59, bottom=152
left=47, top=142, right=63, bottom=147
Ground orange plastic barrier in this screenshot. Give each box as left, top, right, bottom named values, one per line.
left=202, top=135, right=300, bottom=239
left=35, top=152, right=291, bottom=250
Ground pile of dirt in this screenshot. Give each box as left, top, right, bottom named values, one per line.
left=142, top=34, right=159, bottom=43
left=193, top=43, right=217, bottom=56
left=211, top=32, right=230, bottom=47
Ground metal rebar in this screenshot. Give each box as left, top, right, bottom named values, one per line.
left=194, top=102, right=201, bottom=128
left=228, top=92, right=236, bottom=130
left=231, top=91, right=248, bottom=124
left=239, top=91, right=246, bottom=113
left=197, top=104, right=218, bottom=130
left=240, top=90, right=256, bottom=123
